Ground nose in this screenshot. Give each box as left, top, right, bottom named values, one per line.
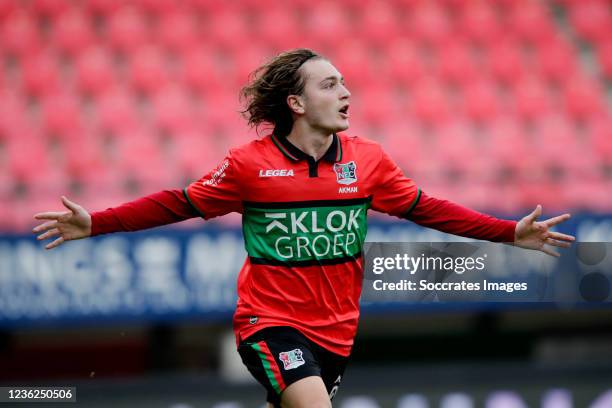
left=340, top=83, right=351, bottom=99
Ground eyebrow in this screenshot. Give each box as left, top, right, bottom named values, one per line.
left=320, top=76, right=344, bottom=84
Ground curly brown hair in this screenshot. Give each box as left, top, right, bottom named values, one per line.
left=240, top=48, right=323, bottom=138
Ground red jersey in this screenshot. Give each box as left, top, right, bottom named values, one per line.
left=184, top=133, right=420, bottom=356
left=91, top=133, right=516, bottom=357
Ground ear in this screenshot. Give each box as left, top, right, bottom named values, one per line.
left=287, top=94, right=305, bottom=115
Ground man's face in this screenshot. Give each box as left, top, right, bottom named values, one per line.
left=293, top=59, right=351, bottom=134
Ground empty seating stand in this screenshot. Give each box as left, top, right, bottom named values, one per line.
left=0, top=0, right=610, bottom=231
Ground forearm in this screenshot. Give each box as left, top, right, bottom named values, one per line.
left=91, top=189, right=199, bottom=236
left=407, top=192, right=516, bottom=242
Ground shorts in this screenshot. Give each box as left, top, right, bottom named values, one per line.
left=237, top=326, right=350, bottom=407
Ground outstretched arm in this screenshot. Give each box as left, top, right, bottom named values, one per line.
left=33, top=190, right=198, bottom=250
left=408, top=192, right=575, bottom=257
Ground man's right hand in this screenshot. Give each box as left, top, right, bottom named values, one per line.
left=33, top=196, right=92, bottom=250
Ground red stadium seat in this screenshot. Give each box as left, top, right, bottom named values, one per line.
left=252, top=7, right=304, bottom=50
left=113, top=130, right=177, bottom=191
left=430, top=121, right=484, bottom=183
left=127, top=46, right=172, bottom=95
left=186, top=0, right=228, bottom=15
left=358, top=87, right=400, bottom=126
left=562, top=146, right=602, bottom=181
left=332, top=41, right=378, bottom=88
left=0, top=91, right=30, bottom=136
left=484, top=38, right=527, bottom=85
left=532, top=115, right=579, bottom=154
left=302, top=2, right=353, bottom=51
left=75, top=47, right=117, bottom=96
left=359, top=2, right=401, bottom=46
left=133, top=0, right=180, bottom=16
left=233, top=0, right=274, bottom=11
left=178, top=49, right=226, bottom=95
left=459, top=1, right=501, bottom=45
left=171, top=132, right=221, bottom=179
left=152, top=86, right=195, bottom=134
left=85, top=0, right=123, bottom=16
left=587, top=117, right=612, bottom=163
left=95, top=88, right=141, bottom=135
left=121, top=159, right=178, bottom=192
left=378, top=121, right=425, bottom=172
left=65, top=139, right=118, bottom=193
left=483, top=118, right=535, bottom=178
left=410, top=3, right=452, bottom=46
left=481, top=182, right=525, bottom=215
left=217, top=119, right=256, bottom=149
left=596, top=42, right=612, bottom=79
left=1, top=12, right=40, bottom=57
left=60, top=135, right=105, bottom=179
left=206, top=10, right=250, bottom=53
left=31, top=0, right=70, bottom=19
left=507, top=2, right=555, bottom=43
left=0, top=1, right=19, bottom=19
left=568, top=0, right=611, bottom=43
left=532, top=115, right=599, bottom=182
left=512, top=76, right=555, bottom=121
left=0, top=197, right=18, bottom=231
left=408, top=78, right=452, bottom=125
left=562, top=179, right=612, bottom=212
left=380, top=39, right=427, bottom=87
left=157, top=11, right=200, bottom=54
left=431, top=120, right=476, bottom=159
left=563, top=77, right=605, bottom=120
left=204, top=91, right=242, bottom=129
left=0, top=0, right=609, bottom=229
left=461, top=80, right=502, bottom=122
left=338, top=0, right=385, bottom=12
left=107, top=7, right=150, bottom=54
left=519, top=181, right=565, bottom=212
left=20, top=52, right=61, bottom=97
left=40, top=92, right=83, bottom=135
left=5, top=134, right=51, bottom=184
left=532, top=37, right=579, bottom=83
left=435, top=41, right=479, bottom=85
left=51, top=9, right=95, bottom=56
left=229, top=43, right=270, bottom=88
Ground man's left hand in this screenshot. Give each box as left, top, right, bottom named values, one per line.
left=514, top=205, right=575, bottom=257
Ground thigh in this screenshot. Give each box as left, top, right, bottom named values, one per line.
left=237, top=327, right=322, bottom=407
left=317, top=348, right=350, bottom=401
left=281, top=376, right=331, bottom=408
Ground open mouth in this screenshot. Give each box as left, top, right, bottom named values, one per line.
left=339, top=105, right=350, bottom=118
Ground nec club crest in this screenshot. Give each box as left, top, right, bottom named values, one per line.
left=278, top=349, right=305, bottom=370
left=333, top=161, right=357, bottom=185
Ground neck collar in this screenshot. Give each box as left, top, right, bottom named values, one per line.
left=271, top=133, right=343, bottom=163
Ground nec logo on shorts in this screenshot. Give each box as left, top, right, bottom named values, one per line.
left=278, top=349, right=305, bottom=370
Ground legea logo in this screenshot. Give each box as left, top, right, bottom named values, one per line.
left=259, top=169, right=294, bottom=177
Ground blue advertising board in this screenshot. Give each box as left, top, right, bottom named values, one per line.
left=0, top=214, right=610, bottom=327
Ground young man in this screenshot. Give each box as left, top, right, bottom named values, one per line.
left=33, top=49, right=574, bottom=408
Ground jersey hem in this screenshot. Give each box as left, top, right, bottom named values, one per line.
left=236, top=321, right=353, bottom=357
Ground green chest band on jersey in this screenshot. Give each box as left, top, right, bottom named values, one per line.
left=242, top=197, right=372, bottom=266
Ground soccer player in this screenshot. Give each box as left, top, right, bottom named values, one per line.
left=33, top=49, right=575, bottom=408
